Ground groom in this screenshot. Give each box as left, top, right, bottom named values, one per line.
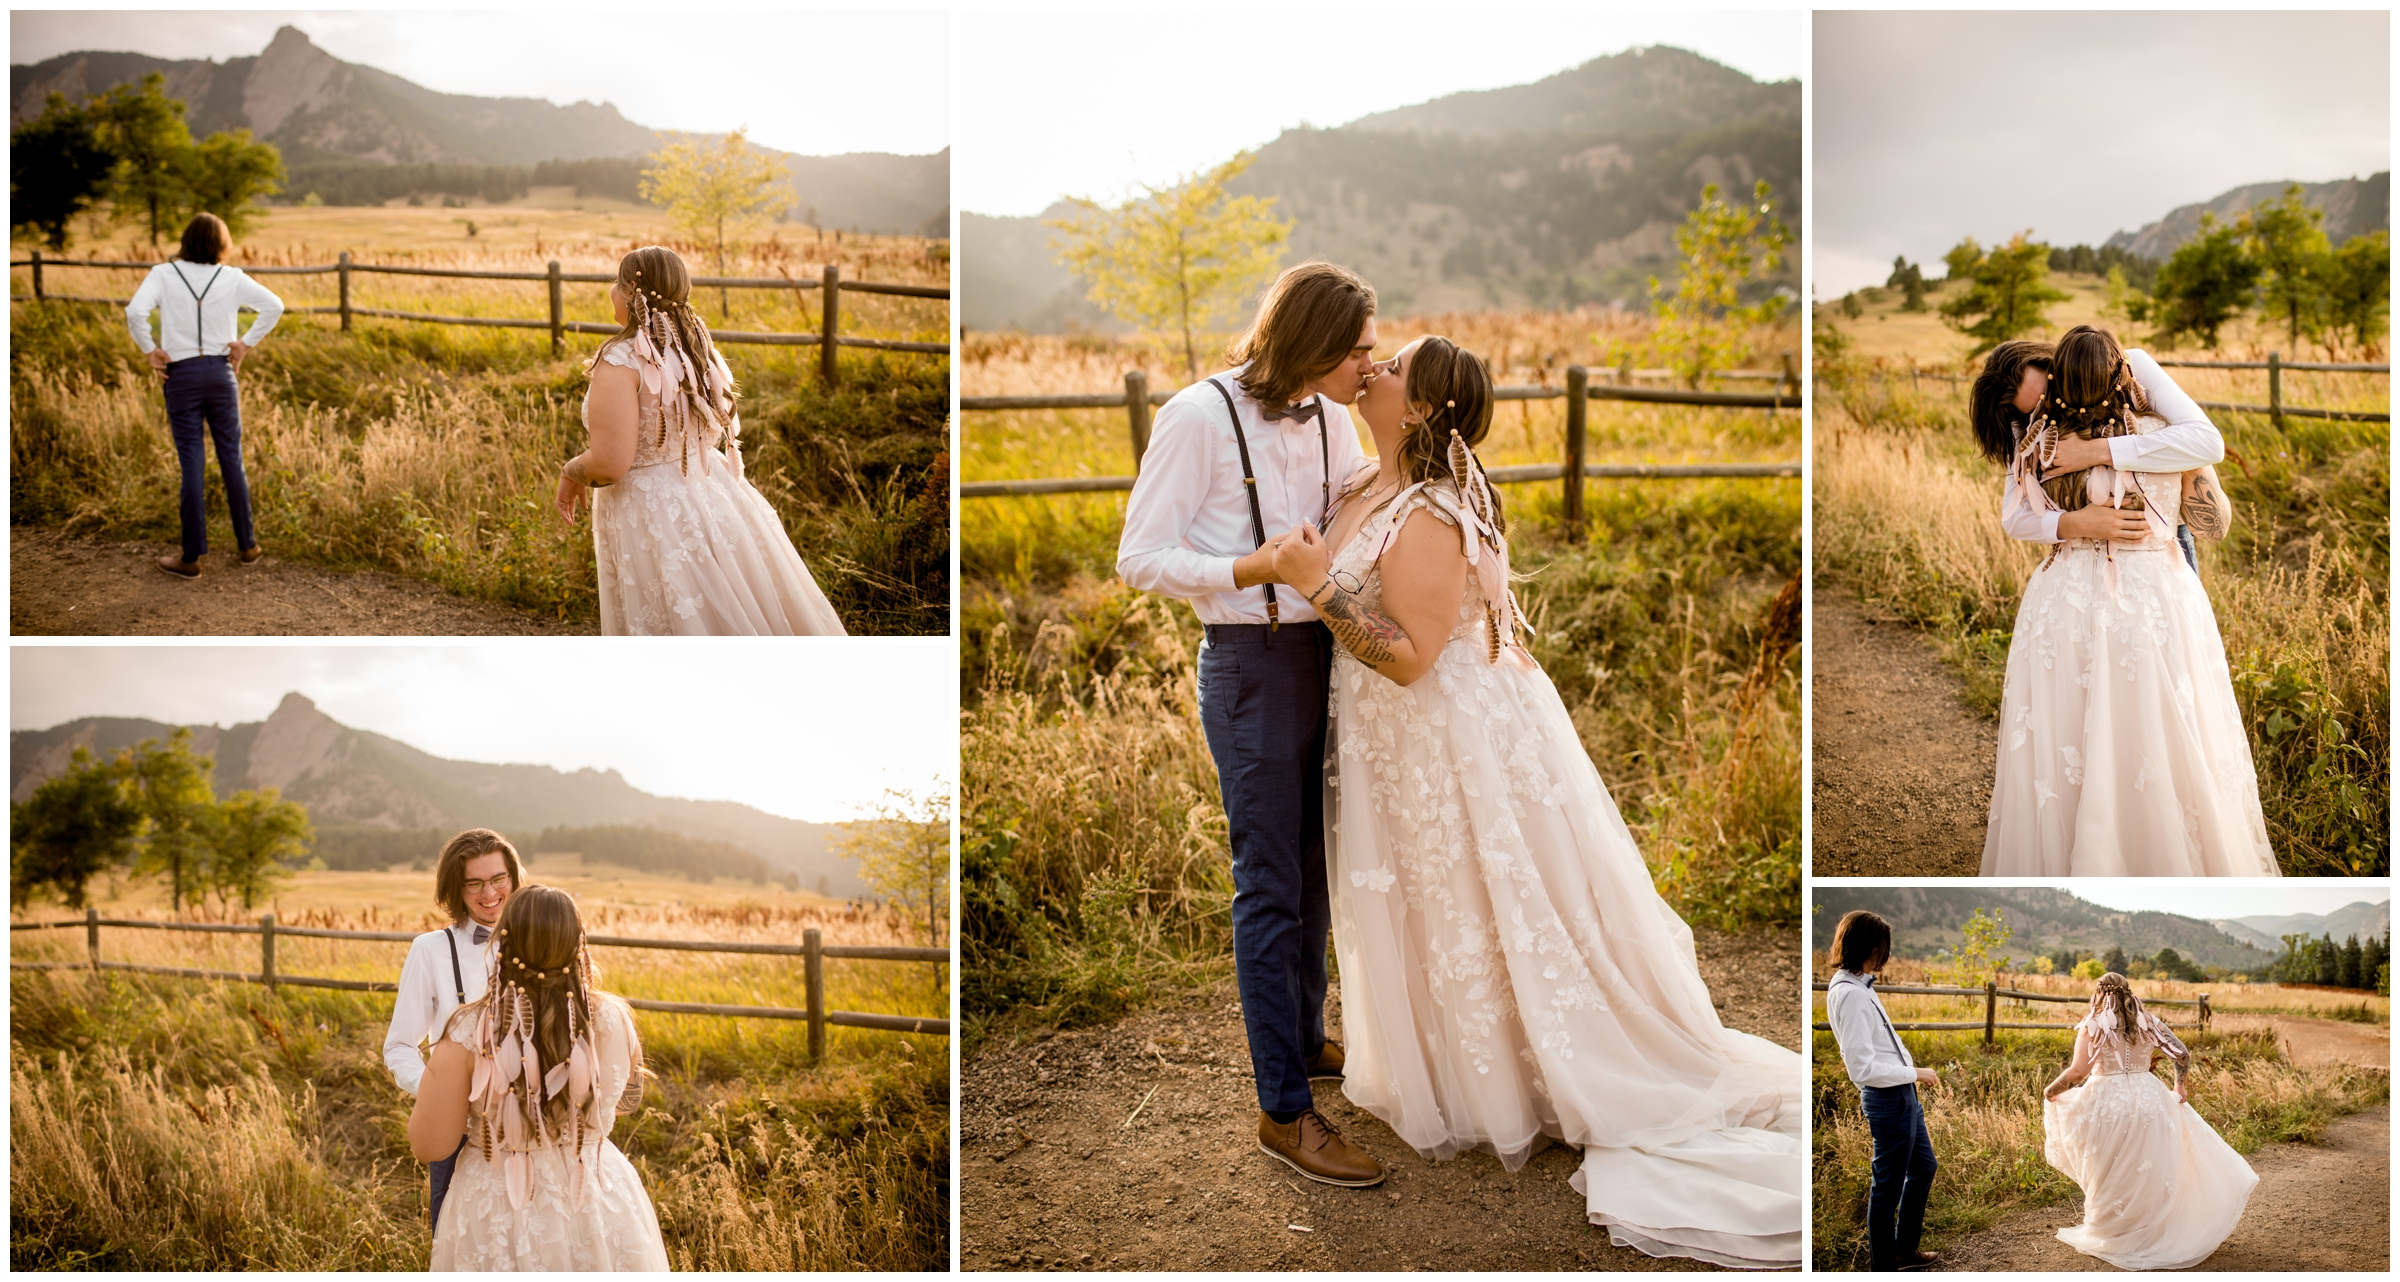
left=1118, top=261, right=1383, bottom=1187
left=383, top=829, right=522, bottom=1232
left=1826, top=910, right=1941, bottom=1270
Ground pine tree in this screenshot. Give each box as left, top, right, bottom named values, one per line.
left=1940, top=233, right=2070, bottom=354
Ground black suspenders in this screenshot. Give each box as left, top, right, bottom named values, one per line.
left=1207, top=377, right=1329, bottom=633
left=442, top=927, right=467, bottom=1005
left=170, top=261, right=226, bottom=358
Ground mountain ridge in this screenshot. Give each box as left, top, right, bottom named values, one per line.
left=1811, top=886, right=2281, bottom=973
left=2104, top=173, right=2389, bottom=260
left=10, top=693, right=863, bottom=896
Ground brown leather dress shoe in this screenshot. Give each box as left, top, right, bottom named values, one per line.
left=1303, top=1039, right=1346, bottom=1081
left=157, top=555, right=201, bottom=579
left=1258, top=1109, right=1385, bottom=1187
left=238, top=545, right=263, bottom=566
left=1898, top=1249, right=1941, bottom=1270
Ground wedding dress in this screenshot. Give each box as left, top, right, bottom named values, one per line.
left=430, top=996, right=671, bottom=1270
left=1981, top=420, right=2274, bottom=875
left=1324, top=480, right=1802, bottom=1269
left=585, top=335, right=847, bottom=635
left=2043, top=1010, right=2256, bottom=1269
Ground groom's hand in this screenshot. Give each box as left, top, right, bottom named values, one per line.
left=1231, top=539, right=1284, bottom=588
left=1915, top=1067, right=1939, bottom=1088
left=2044, top=434, right=2114, bottom=475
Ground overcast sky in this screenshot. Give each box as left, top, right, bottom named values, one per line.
left=1814, top=10, right=2390, bottom=296
left=958, top=10, right=1803, bottom=217
left=9, top=8, right=950, bottom=157
left=10, top=643, right=952, bottom=824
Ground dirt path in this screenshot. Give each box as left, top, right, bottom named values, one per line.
left=959, top=925, right=1800, bottom=1272
left=2211, top=1013, right=2391, bottom=1070
left=1933, top=1104, right=2388, bottom=1272
left=1811, top=590, right=1994, bottom=876
left=10, top=527, right=594, bottom=635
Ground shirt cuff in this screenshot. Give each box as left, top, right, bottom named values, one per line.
left=2039, top=510, right=2062, bottom=542
left=1202, top=555, right=1240, bottom=594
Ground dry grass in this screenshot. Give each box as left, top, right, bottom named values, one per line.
left=9, top=872, right=948, bottom=1271
left=1813, top=285, right=2390, bottom=873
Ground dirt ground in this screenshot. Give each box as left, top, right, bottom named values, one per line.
left=959, top=925, right=1801, bottom=1272
left=2211, top=1013, right=2392, bottom=1070
left=1811, top=590, right=1993, bottom=876
left=9, top=527, right=593, bottom=636
left=1933, top=1104, right=2389, bottom=1272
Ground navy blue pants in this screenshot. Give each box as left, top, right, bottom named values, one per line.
left=428, top=1135, right=467, bottom=1232
left=162, top=355, right=255, bottom=563
left=1860, top=1083, right=1937, bottom=1270
left=1197, top=621, right=1333, bottom=1116
left=2176, top=523, right=2198, bottom=574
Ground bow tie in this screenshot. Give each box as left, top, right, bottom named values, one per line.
left=1262, top=399, right=1322, bottom=425
left=473, top=925, right=491, bottom=946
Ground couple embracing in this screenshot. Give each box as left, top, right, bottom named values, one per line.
left=384, top=829, right=669, bottom=1270
left=1119, top=263, right=1803, bottom=1267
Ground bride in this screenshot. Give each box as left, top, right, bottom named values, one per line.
left=1269, top=337, right=1802, bottom=1268
left=2042, top=973, right=2257, bottom=1268
left=554, top=246, right=847, bottom=635
left=1972, top=325, right=2274, bottom=875
left=409, top=885, right=670, bottom=1270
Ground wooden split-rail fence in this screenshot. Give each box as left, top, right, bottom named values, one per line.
left=10, top=249, right=949, bottom=389
left=11, top=908, right=948, bottom=1062
left=1810, top=979, right=2211, bottom=1044
left=962, top=360, right=1802, bottom=545
left=1859, top=354, right=2389, bottom=428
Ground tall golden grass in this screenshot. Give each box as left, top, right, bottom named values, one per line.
left=10, top=891, right=948, bottom=1270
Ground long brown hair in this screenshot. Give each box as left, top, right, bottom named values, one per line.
left=2091, top=971, right=2141, bottom=1041
left=1228, top=261, right=1375, bottom=408
left=1830, top=909, right=1893, bottom=974
left=1969, top=339, right=2053, bottom=464
left=178, top=213, right=230, bottom=264
left=2031, top=325, right=2160, bottom=512
left=454, top=885, right=645, bottom=1162
left=600, top=246, right=738, bottom=450
left=1377, top=336, right=1504, bottom=533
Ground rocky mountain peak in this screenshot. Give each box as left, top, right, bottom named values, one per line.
left=250, top=691, right=344, bottom=792
left=244, top=24, right=344, bottom=137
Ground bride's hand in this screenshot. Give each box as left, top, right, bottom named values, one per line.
left=554, top=470, right=587, bottom=525
left=1272, top=524, right=1331, bottom=597
left=2056, top=503, right=2149, bottom=543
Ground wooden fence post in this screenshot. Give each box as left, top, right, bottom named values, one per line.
left=86, top=906, right=99, bottom=970
left=2267, top=352, right=2283, bottom=432
left=1126, top=370, right=1153, bottom=469
left=1984, top=979, right=1997, bottom=1044
left=30, top=248, right=43, bottom=301
left=547, top=260, right=563, bottom=357
left=819, top=264, right=841, bottom=390
left=338, top=252, right=352, bottom=333
left=1564, top=365, right=1588, bottom=542
left=804, top=927, right=826, bottom=1063
left=1616, top=355, right=1632, bottom=386
left=1780, top=351, right=1798, bottom=403
left=261, top=913, right=277, bottom=990
left=2198, top=993, right=2210, bottom=1032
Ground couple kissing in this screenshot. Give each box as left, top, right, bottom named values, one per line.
left=384, top=829, right=669, bottom=1270
left=1117, top=262, right=1804, bottom=1266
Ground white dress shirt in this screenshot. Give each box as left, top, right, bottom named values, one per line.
left=2001, top=349, right=2224, bottom=543
left=383, top=919, right=495, bottom=1096
left=1826, top=969, right=1920, bottom=1090
left=1117, top=365, right=1368, bottom=625
left=125, top=259, right=284, bottom=361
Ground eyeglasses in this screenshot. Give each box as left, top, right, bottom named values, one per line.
left=464, top=874, right=513, bottom=900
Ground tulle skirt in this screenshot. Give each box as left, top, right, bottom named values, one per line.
left=1983, top=543, right=2274, bottom=875
left=592, top=454, right=847, bottom=636
left=1328, top=643, right=1802, bottom=1268
left=430, top=1139, right=670, bottom=1271
left=2044, top=1070, right=2257, bottom=1269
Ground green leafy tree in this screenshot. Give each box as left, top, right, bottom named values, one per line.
left=121, top=728, right=218, bottom=913
left=9, top=92, right=115, bottom=250
left=1934, top=906, right=2014, bottom=986
left=10, top=748, right=143, bottom=909
left=1940, top=233, right=2070, bottom=354
left=2100, top=264, right=2147, bottom=324
left=1049, top=151, right=1292, bottom=383
left=834, top=782, right=952, bottom=946
left=2148, top=214, right=2263, bottom=349
left=2323, top=230, right=2390, bottom=356
left=2073, top=957, right=2106, bottom=980
left=1839, top=291, right=1863, bottom=319
left=1887, top=255, right=1928, bottom=311
left=91, top=72, right=198, bottom=249
left=640, top=127, right=794, bottom=317
left=2102, top=943, right=2130, bottom=974
left=1639, top=180, right=1789, bottom=389
left=1941, top=236, right=1984, bottom=281
left=185, top=128, right=284, bottom=237
left=2242, top=184, right=2333, bottom=350
left=207, top=788, right=313, bottom=912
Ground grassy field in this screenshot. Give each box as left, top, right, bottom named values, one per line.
left=8, top=865, right=949, bottom=1270
left=9, top=204, right=950, bottom=634
left=962, top=315, right=1802, bottom=1049
left=1813, top=275, right=2390, bottom=874
left=1808, top=958, right=2390, bottom=1270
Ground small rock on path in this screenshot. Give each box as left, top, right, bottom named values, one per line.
left=1811, top=588, right=1993, bottom=876
left=10, top=526, right=594, bottom=636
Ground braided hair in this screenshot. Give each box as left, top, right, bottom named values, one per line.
left=2028, top=325, right=2161, bottom=513
left=593, top=246, right=739, bottom=462
left=1378, top=336, right=1504, bottom=534
left=2091, top=971, right=2142, bottom=1042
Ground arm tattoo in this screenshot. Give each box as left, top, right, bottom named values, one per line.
left=2184, top=474, right=2227, bottom=539
left=1313, top=581, right=1406, bottom=667
left=563, top=455, right=612, bottom=489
